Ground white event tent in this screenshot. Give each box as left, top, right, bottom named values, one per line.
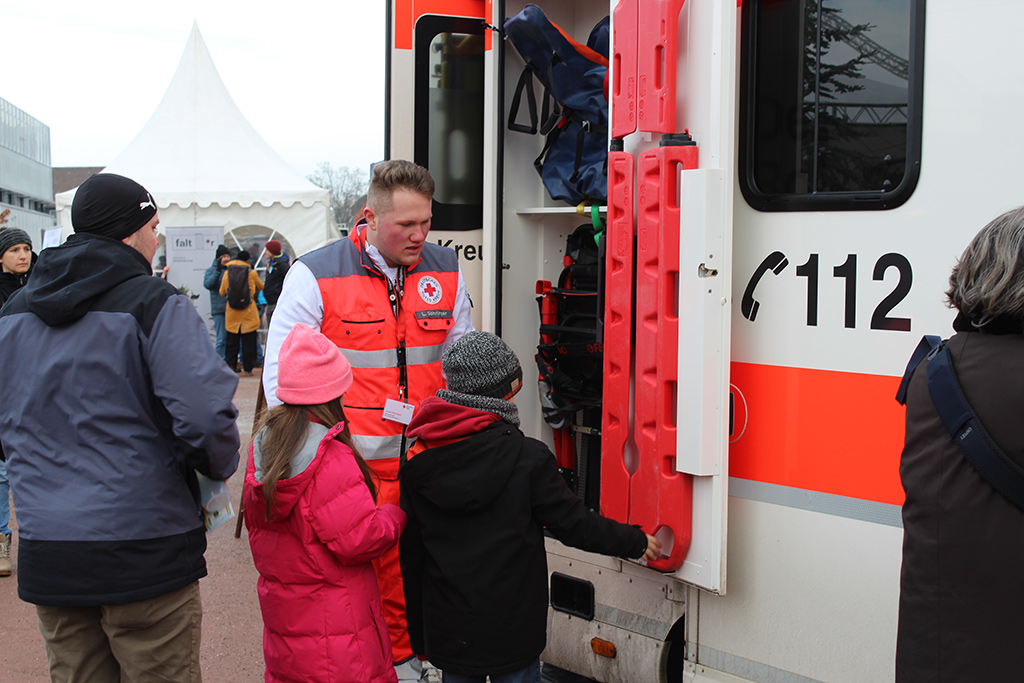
left=55, top=22, right=338, bottom=260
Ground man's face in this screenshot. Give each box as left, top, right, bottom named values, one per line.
left=124, top=214, right=160, bottom=264
left=218, top=253, right=230, bottom=266
left=1, top=244, right=31, bottom=275
left=364, top=189, right=432, bottom=268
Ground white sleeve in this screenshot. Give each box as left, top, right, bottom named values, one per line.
left=263, top=261, right=324, bottom=407
left=444, top=266, right=476, bottom=350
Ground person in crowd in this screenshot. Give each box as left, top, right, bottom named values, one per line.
left=204, top=244, right=232, bottom=361
left=220, top=249, right=264, bottom=375
left=897, top=206, right=1024, bottom=682
left=0, top=173, right=240, bottom=682
left=0, top=227, right=34, bottom=308
left=263, top=159, right=474, bottom=680
left=0, top=227, right=34, bottom=577
left=262, top=238, right=290, bottom=327
left=246, top=323, right=406, bottom=683
left=399, top=331, right=660, bottom=683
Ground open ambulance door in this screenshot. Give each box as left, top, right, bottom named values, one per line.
left=386, top=0, right=492, bottom=331
left=481, top=0, right=736, bottom=596
left=613, top=0, right=737, bottom=595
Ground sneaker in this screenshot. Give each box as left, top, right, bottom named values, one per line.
left=0, top=533, right=11, bottom=577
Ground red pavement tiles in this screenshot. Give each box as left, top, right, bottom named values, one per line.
left=0, top=371, right=266, bottom=683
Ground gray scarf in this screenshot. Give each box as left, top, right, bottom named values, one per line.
left=436, top=389, right=520, bottom=426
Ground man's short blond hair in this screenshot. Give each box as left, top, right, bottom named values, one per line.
left=366, top=160, right=435, bottom=216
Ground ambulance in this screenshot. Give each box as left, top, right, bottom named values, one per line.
left=384, top=1, right=1012, bottom=680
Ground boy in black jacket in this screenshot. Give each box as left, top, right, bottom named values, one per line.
left=399, top=331, right=659, bottom=683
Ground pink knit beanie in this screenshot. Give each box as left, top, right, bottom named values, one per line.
left=275, top=324, right=353, bottom=405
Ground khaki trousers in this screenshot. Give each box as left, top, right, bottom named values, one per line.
left=36, top=581, right=202, bottom=683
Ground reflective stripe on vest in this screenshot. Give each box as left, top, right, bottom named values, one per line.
left=339, top=343, right=446, bottom=369
left=351, top=433, right=406, bottom=461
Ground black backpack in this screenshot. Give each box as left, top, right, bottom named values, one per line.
left=226, top=264, right=251, bottom=310
left=536, top=224, right=604, bottom=425
left=536, top=224, right=604, bottom=504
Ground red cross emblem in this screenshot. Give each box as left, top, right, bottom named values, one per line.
left=418, top=276, right=443, bottom=305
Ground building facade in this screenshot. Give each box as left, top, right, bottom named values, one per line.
left=0, top=97, right=55, bottom=244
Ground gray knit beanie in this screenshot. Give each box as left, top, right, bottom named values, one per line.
left=0, top=228, right=32, bottom=257
left=438, top=331, right=523, bottom=425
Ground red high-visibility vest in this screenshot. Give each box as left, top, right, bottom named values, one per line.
left=301, top=229, right=460, bottom=478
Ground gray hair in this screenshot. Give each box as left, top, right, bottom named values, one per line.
left=946, top=205, right=1024, bottom=327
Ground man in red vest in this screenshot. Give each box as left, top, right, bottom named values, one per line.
left=264, top=159, right=474, bottom=680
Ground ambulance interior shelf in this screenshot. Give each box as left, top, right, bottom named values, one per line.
left=514, top=205, right=607, bottom=216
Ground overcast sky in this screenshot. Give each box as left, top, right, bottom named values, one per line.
left=1, top=1, right=386, bottom=180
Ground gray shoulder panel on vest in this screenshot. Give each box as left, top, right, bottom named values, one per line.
left=300, top=240, right=361, bottom=280
left=414, top=242, right=459, bottom=273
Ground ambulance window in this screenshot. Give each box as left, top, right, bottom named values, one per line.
left=414, top=16, right=484, bottom=231
left=739, top=0, right=924, bottom=211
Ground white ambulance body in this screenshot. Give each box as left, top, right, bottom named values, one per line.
left=385, top=0, right=1020, bottom=680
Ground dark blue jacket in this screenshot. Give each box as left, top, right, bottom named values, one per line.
left=0, top=232, right=240, bottom=606
left=204, top=256, right=228, bottom=315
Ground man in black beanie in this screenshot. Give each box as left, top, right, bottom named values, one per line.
left=398, top=331, right=660, bottom=682
left=0, top=173, right=240, bottom=682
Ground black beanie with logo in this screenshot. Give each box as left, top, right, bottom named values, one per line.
left=71, top=173, right=158, bottom=241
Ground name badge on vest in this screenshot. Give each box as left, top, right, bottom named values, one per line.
left=383, top=398, right=415, bottom=425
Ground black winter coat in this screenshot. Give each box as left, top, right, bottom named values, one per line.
left=897, top=327, right=1024, bottom=682
left=399, top=420, right=646, bottom=677
left=263, top=254, right=290, bottom=305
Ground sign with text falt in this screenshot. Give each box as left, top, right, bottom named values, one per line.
left=164, top=226, right=225, bottom=339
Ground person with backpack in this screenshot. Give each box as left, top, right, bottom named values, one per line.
left=896, top=206, right=1024, bottom=682
left=219, top=249, right=263, bottom=375
left=399, top=331, right=660, bottom=682
left=245, top=322, right=406, bottom=683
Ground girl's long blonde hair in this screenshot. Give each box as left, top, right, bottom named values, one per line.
left=256, top=397, right=377, bottom=520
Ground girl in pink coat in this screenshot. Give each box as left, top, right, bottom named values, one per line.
left=246, top=323, right=407, bottom=683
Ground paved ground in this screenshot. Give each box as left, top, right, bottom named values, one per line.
left=0, top=369, right=266, bottom=683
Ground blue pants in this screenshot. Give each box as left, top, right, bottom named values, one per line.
left=212, top=313, right=226, bottom=360
left=0, top=457, right=9, bottom=536
left=442, top=660, right=541, bottom=683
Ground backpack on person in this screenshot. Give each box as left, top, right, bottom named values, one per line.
left=226, top=264, right=252, bottom=310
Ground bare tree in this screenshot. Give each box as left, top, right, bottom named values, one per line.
left=307, top=163, right=370, bottom=231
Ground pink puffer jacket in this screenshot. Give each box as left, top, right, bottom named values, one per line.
left=245, top=421, right=406, bottom=683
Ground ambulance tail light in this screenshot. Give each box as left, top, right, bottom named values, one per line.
left=590, top=637, right=617, bottom=659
